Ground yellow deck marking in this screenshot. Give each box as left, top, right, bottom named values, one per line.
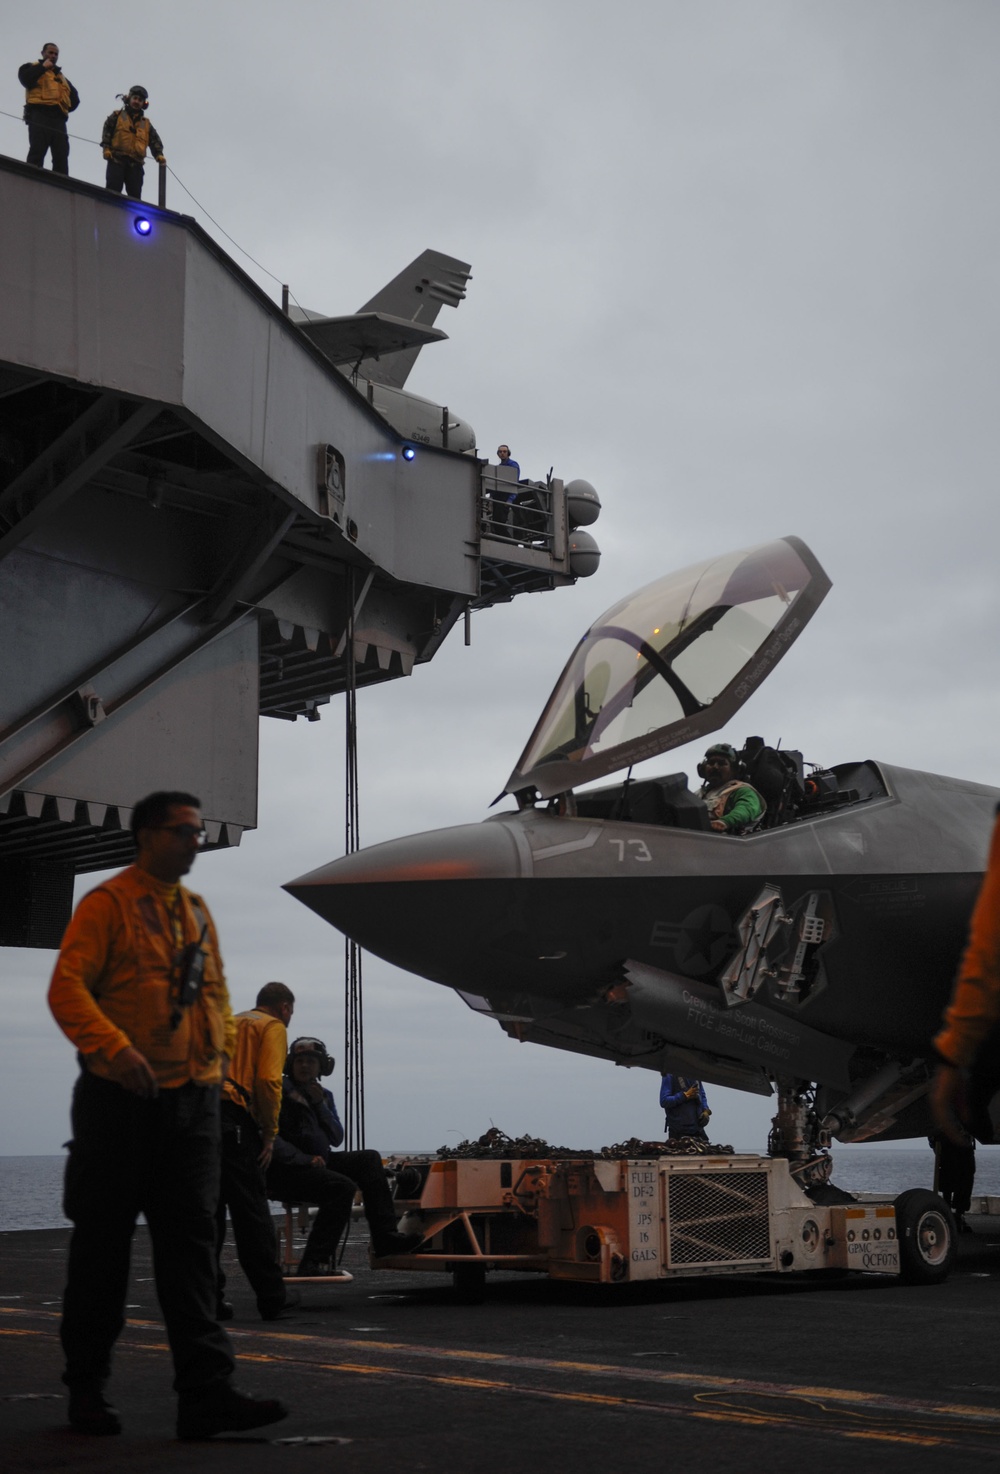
left=3, top=1309, right=998, bottom=1449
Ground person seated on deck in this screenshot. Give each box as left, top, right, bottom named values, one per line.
left=265, top=1037, right=422, bottom=1276
left=698, top=743, right=765, bottom=834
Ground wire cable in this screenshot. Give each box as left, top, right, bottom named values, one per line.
left=0, top=108, right=315, bottom=314
left=343, top=570, right=366, bottom=1153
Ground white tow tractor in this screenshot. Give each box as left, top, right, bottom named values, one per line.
left=370, top=1151, right=955, bottom=1300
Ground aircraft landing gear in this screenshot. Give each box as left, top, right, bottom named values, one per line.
left=768, top=1077, right=835, bottom=1192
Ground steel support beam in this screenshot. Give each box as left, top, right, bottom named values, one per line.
left=0, top=396, right=161, bottom=561
left=204, top=509, right=299, bottom=622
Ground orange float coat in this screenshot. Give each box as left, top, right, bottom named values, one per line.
left=934, top=813, right=1000, bottom=1069
left=48, top=864, right=235, bottom=1087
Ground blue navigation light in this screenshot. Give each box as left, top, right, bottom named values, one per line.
left=134, top=217, right=152, bottom=236
left=401, top=444, right=416, bottom=461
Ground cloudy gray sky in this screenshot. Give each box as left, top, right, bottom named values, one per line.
left=3, top=1, right=999, bottom=1159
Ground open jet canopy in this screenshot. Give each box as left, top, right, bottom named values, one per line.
left=504, top=535, right=831, bottom=799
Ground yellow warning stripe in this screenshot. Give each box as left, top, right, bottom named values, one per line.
left=3, top=1311, right=998, bottom=1448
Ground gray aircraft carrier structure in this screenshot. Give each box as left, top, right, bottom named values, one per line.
left=0, top=155, right=600, bottom=948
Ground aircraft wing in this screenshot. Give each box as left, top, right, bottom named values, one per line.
left=297, top=311, right=447, bottom=368
left=504, top=535, right=831, bottom=799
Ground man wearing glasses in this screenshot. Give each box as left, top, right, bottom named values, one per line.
left=48, top=792, right=288, bottom=1440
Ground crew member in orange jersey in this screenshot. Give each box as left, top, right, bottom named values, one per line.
left=48, top=790, right=287, bottom=1440
left=931, top=809, right=1000, bottom=1147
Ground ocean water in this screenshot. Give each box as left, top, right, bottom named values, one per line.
left=5, top=1147, right=1000, bottom=1232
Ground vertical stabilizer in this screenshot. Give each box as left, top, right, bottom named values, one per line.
left=356, top=249, right=472, bottom=388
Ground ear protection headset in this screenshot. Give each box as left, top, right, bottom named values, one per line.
left=121, top=87, right=149, bottom=108
left=697, top=743, right=741, bottom=780
left=287, top=1036, right=336, bottom=1076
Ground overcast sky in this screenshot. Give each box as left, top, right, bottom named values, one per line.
left=3, top=2, right=999, bottom=1161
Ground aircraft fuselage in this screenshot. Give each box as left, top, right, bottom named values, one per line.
left=286, top=759, right=996, bottom=1088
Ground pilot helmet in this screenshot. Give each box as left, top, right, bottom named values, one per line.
left=704, top=742, right=738, bottom=764
left=698, top=742, right=740, bottom=781
left=287, top=1035, right=335, bottom=1076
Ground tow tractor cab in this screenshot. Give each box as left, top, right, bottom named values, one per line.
left=504, top=534, right=886, bottom=826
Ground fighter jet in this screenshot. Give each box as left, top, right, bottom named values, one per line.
left=285, top=536, right=999, bottom=1176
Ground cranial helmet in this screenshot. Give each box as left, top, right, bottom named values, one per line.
left=704, top=742, right=738, bottom=763
left=697, top=741, right=741, bottom=781
left=287, top=1036, right=335, bottom=1076
left=128, top=85, right=149, bottom=106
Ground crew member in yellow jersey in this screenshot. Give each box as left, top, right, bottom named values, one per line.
left=48, top=791, right=288, bottom=1440
left=101, top=85, right=165, bottom=200
left=217, top=982, right=299, bottom=1320
left=18, top=42, right=80, bottom=175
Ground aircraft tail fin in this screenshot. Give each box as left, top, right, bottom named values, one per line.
left=355, top=249, right=472, bottom=388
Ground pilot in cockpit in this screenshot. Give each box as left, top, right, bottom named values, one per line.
left=698, top=743, right=765, bottom=834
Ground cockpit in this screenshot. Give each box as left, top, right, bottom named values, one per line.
left=502, top=535, right=890, bottom=830
left=567, top=747, right=891, bottom=834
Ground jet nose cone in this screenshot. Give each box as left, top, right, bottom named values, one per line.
left=283, top=820, right=524, bottom=976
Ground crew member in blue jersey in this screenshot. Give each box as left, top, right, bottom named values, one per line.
left=660, top=1074, right=711, bottom=1141
left=267, top=1038, right=422, bottom=1274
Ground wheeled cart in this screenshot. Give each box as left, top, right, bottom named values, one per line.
left=374, top=1153, right=955, bottom=1297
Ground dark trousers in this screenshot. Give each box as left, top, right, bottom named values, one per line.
left=217, top=1103, right=286, bottom=1314
left=666, top=1123, right=708, bottom=1142
left=267, top=1149, right=398, bottom=1262
left=26, top=108, right=69, bottom=173
left=61, top=1073, right=234, bottom=1394
left=105, top=158, right=145, bottom=200
left=937, top=1137, right=976, bottom=1215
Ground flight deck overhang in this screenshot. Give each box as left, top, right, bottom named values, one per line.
left=0, top=157, right=478, bottom=596
left=0, top=157, right=594, bottom=941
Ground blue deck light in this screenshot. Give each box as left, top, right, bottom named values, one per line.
left=401, top=444, right=416, bottom=461
left=133, top=216, right=152, bottom=237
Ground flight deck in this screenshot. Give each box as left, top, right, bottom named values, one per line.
left=3, top=1218, right=1000, bottom=1471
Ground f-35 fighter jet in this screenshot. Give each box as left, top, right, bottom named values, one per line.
left=286, top=537, right=998, bottom=1177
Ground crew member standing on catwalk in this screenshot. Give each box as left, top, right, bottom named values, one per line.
left=102, top=86, right=165, bottom=200
left=48, top=790, right=287, bottom=1440
left=18, top=42, right=79, bottom=175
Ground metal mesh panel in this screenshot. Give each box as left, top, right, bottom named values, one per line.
left=666, top=1171, right=772, bottom=1267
